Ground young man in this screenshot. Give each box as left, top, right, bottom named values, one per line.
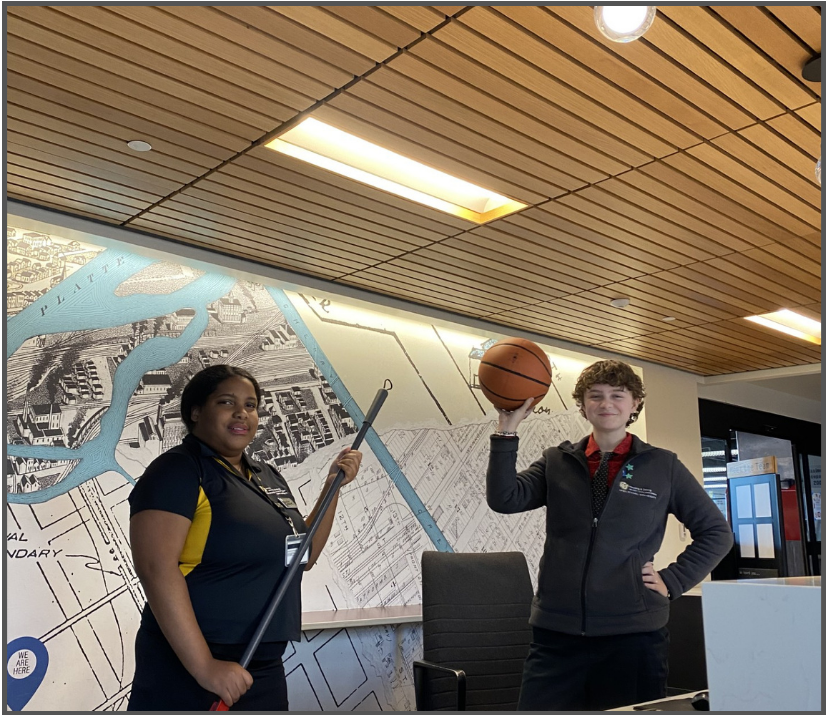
left=487, top=359, right=732, bottom=711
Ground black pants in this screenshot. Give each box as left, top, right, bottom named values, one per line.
left=128, top=626, right=289, bottom=711
left=518, top=627, right=669, bottom=711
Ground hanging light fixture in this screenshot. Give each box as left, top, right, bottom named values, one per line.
left=594, top=6, right=656, bottom=43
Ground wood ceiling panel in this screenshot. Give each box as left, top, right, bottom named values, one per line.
left=552, top=194, right=714, bottom=263
left=217, top=5, right=375, bottom=76
left=572, top=184, right=752, bottom=256
left=130, top=208, right=372, bottom=276
left=379, top=6, right=457, bottom=32
left=710, top=5, right=821, bottom=98
left=659, top=5, right=817, bottom=110
left=492, top=5, right=722, bottom=142
left=386, top=52, right=620, bottom=183
left=146, top=199, right=400, bottom=266
left=765, top=6, right=822, bottom=54
left=765, top=112, right=822, bottom=160
left=548, top=294, right=680, bottom=335
left=45, top=5, right=316, bottom=112
left=662, top=152, right=819, bottom=237
left=5, top=17, right=282, bottom=133
left=468, top=223, right=648, bottom=281
left=5, top=5, right=820, bottom=376
left=401, top=245, right=579, bottom=302
left=346, top=257, right=554, bottom=311
left=400, top=46, right=641, bottom=174
left=710, top=133, right=821, bottom=210
left=324, top=6, right=430, bottom=48
left=171, top=189, right=420, bottom=259
left=89, top=5, right=322, bottom=103
left=6, top=55, right=248, bottom=153
left=7, top=180, right=142, bottom=220
left=161, top=6, right=356, bottom=87
left=266, top=6, right=400, bottom=62
left=511, top=209, right=679, bottom=272
left=6, top=134, right=182, bottom=197
left=691, top=321, right=821, bottom=363
left=436, top=235, right=603, bottom=293
left=546, top=5, right=756, bottom=130
left=340, top=266, right=521, bottom=316
left=601, top=335, right=783, bottom=374
left=609, top=170, right=773, bottom=249
left=7, top=167, right=149, bottom=214
left=666, top=261, right=813, bottom=314
left=796, top=103, right=822, bottom=132
left=6, top=158, right=159, bottom=206
left=187, top=180, right=430, bottom=255
left=436, top=11, right=680, bottom=159
left=586, top=284, right=717, bottom=328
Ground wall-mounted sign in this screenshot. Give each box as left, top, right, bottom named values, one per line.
left=727, top=455, right=778, bottom=479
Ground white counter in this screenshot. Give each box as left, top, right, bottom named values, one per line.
left=701, top=576, right=821, bottom=711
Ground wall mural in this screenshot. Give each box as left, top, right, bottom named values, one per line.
left=6, top=223, right=642, bottom=710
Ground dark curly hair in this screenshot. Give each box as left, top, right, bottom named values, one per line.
left=572, top=360, right=645, bottom=425
left=180, top=365, right=262, bottom=432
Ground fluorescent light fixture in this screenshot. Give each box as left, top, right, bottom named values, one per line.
left=745, top=309, right=821, bottom=345
left=265, top=118, right=527, bottom=223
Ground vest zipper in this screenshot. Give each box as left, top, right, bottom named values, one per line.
left=578, top=453, right=639, bottom=635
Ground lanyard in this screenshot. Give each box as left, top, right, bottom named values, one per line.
left=212, top=457, right=299, bottom=537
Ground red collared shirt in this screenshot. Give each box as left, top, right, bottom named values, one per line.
left=585, top=433, right=633, bottom=489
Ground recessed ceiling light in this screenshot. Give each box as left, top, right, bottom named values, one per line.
left=127, top=140, right=152, bottom=152
left=662, top=316, right=676, bottom=322
left=745, top=309, right=821, bottom=345
left=265, top=118, right=527, bottom=223
left=594, top=6, right=656, bottom=43
left=610, top=297, right=631, bottom=309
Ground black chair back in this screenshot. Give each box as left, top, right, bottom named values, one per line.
left=418, top=551, right=534, bottom=711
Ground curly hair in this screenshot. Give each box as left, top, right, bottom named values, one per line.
left=180, top=365, right=262, bottom=432
left=572, top=360, right=645, bottom=425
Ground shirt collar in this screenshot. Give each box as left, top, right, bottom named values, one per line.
left=183, top=434, right=262, bottom=473
left=585, top=432, right=633, bottom=457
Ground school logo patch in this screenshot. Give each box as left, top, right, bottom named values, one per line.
left=618, top=483, right=657, bottom=499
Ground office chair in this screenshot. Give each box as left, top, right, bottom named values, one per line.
left=413, top=551, right=534, bottom=711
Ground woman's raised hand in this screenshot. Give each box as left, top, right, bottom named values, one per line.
left=327, top=448, right=363, bottom=486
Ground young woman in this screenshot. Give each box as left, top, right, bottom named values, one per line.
left=128, top=365, right=362, bottom=710
left=487, top=359, right=732, bottom=710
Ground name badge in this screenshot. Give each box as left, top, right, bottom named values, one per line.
left=285, top=534, right=309, bottom=567
left=280, top=497, right=298, bottom=509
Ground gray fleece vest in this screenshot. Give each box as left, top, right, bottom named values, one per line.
left=487, top=434, right=733, bottom=637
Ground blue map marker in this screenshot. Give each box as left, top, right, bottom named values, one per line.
left=7, top=637, right=49, bottom=711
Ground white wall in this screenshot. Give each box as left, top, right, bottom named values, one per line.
left=641, top=364, right=705, bottom=573
left=698, top=381, right=821, bottom=424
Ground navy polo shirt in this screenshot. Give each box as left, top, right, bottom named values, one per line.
left=129, top=434, right=308, bottom=645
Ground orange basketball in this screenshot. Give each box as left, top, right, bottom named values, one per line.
left=478, top=338, right=553, bottom=411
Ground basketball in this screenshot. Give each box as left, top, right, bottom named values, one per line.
left=478, top=338, right=553, bottom=411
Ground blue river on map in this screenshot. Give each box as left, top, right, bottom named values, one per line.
left=6, top=251, right=451, bottom=550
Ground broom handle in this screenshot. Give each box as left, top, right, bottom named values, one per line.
left=210, top=381, right=392, bottom=710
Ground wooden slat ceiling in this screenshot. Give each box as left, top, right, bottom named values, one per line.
left=6, top=4, right=821, bottom=375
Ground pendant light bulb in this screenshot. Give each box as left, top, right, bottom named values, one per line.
left=594, top=6, right=657, bottom=43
